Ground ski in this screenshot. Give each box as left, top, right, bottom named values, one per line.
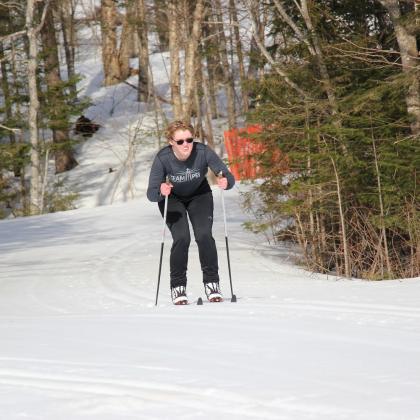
left=195, top=296, right=237, bottom=305
left=171, top=295, right=238, bottom=306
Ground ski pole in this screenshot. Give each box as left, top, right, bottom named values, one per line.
left=155, top=177, right=170, bottom=306
left=218, top=172, right=237, bottom=303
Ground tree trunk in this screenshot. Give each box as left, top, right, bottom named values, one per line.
left=26, top=0, right=42, bottom=214
left=330, top=156, right=350, bottom=278
left=299, top=0, right=346, bottom=154
left=58, top=0, right=77, bottom=99
left=245, top=0, right=308, bottom=98
left=40, top=2, right=78, bottom=174
left=101, top=0, right=122, bottom=86
left=378, top=0, right=420, bottom=136
left=213, top=0, right=236, bottom=128
left=0, top=42, right=18, bottom=174
left=202, top=67, right=216, bottom=148
left=199, top=36, right=215, bottom=147
left=202, top=18, right=219, bottom=118
left=300, top=0, right=339, bottom=117
left=182, top=0, right=206, bottom=122
left=136, top=0, right=150, bottom=102
left=0, top=9, right=23, bottom=178
left=153, top=0, right=169, bottom=51
left=229, top=0, right=248, bottom=113
left=371, top=120, right=392, bottom=277
left=11, top=41, right=27, bottom=184
left=118, top=7, right=132, bottom=82
left=247, top=0, right=263, bottom=80
left=168, top=0, right=182, bottom=119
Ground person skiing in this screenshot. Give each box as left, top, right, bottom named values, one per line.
left=147, top=120, right=235, bottom=305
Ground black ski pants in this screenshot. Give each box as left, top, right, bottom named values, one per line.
left=158, top=191, right=219, bottom=288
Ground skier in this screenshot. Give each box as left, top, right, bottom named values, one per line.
left=147, top=120, right=235, bottom=305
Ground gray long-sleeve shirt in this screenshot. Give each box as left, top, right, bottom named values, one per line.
left=147, top=142, right=235, bottom=202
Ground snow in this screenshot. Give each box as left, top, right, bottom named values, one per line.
left=1, top=192, right=420, bottom=420
left=1, top=19, right=420, bottom=420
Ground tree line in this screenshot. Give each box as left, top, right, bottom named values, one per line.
left=0, top=0, right=418, bottom=279
left=242, top=0, right=419, bottom=279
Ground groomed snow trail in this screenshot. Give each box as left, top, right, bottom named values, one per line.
left=0, top=190, right=419, bottom=420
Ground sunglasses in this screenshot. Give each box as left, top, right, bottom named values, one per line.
left=174, top=137, right=194, bottom=145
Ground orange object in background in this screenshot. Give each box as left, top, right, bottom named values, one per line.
left=224, top=125, right=264, bottom=180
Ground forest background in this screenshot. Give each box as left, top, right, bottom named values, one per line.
left=0, top=0, right=419, bottom=280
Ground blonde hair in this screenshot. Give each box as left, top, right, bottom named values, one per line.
left=165, top=120, right=195, bottom=141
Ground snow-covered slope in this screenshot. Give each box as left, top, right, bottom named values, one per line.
left=1, top=19, right=419, bottom=420
left=1, top=188, right=420, bottom=419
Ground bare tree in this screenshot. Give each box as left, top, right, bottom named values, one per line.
left=136, top=0, right=150, bottom=102
left=212, top=0, right=236, bottom=128
left=300, top=0, right=339, bottom=117
left=378, top=0, right=420, bottom=136
left=202, top=14, right=220, bottom=119
left=26, top=0, right=42, bottom=214
left=168, top=0, right=182, bottom=118
left=118, top=1, right=136, bottom=82
left=152, top=0, right=169, bottom=51
left=244, top=0, right=308, bottom=98
left=246, top=0, right=264, bottom=80
left=182, top=0, right=206, bottom=121
left=0, top=42, right=17, bottom=173
left=101, top=0, right=125, bottom=85
left=229, top=0, right=248, bottom=113
left=57, top=0, right=77, bottom=99
left=40, top=1, right=78, bottom=173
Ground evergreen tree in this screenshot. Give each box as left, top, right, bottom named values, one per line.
left=243, top=0, right=419, bottom=279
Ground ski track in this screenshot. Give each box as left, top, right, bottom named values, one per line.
left=251, top=299, right=420, bottom=321
left=0, top=366, right=410, bottom=420
left=0, top=177, right=419, bottom=420
left=89, top=235, right=170, bottom=307
left=0, top=368, right=286, bottom=419
left=91, top=240, right=151, bottom=307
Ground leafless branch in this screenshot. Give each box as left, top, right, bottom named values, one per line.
left=0, top=123, right=21, bottom=133
left=243, top=0, right=309, bottom=99
left=113, top=76, right=172, bottom=105
left=0, top=0, right=51, bottom=42
left=272, top=0, right=316, bottom=55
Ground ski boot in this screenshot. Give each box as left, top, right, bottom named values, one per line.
left=204, top=282, right=223, bottom=303
left=171, top=285, right=188, bottom=305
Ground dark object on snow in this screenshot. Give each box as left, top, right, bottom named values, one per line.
left=74, top=115, right=100, bottom=137
left=197, top=297, right=203, bottom=305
